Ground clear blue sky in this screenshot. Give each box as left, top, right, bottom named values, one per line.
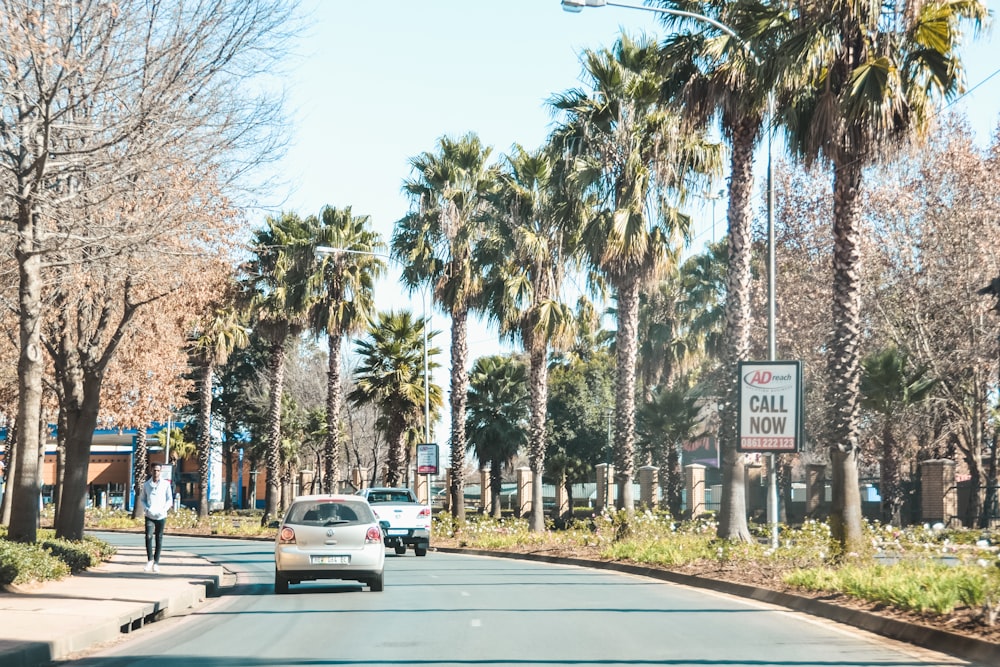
left=260, top=0, right=1000, bottom=445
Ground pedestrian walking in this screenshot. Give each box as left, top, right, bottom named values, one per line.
left=140, top=462, right=173, bottom=572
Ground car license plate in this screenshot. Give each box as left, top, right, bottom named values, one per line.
left=387, top=529, right=407, bottom=536
left=311, top=555, right=349, bottom=564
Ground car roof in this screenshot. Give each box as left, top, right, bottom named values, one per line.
left=291, top=494, right=365, bottom=502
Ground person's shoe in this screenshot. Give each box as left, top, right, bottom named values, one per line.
left=144, top=560, right=154, bottom=572
left=152, top=563, right=160, bottom=573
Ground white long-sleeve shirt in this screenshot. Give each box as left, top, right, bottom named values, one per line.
left=141, top=477, right=173, bottom=520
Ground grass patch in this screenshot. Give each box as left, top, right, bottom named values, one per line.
left=785, top=561, right=1000, bottom=615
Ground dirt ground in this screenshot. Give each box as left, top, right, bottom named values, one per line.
left=432, top=536, right=1000, bottom=646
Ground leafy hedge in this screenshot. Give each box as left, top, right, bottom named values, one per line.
left=0, top=527, right=115, bottom=585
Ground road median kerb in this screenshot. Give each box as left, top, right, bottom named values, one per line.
left=436, top=546, right=1000, bottom=666
left=0, top=545, right=223, bottom=667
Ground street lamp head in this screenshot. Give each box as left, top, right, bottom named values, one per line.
left=561, top=0, right=607, bottom=12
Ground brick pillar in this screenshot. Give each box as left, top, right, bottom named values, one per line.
left=479, top=468, right=492, bottom=515
left=806, top=464, right=826, bottom=517
left=596, top=463, right=614, bottom=512
left=516, top=466, right=532, bottom=518
left=298, top=470, right=314, bottom=496
left=685, top=464, right=706, bottom=518
left=639, top=465, right=658, bottom=509
left=920, top=459, right=957, bottom=524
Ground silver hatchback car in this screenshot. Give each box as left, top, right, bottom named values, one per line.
left=274, top=495, right=386, bottom=593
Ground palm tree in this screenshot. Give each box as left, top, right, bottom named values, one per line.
left=637, top=386, right=702, bottom=517
left=860, top=346, right=936, bottom=526
left=309, top=206, right=384, bottom=493
left=655, top=0, right=790, bottom=542
left=189, top=305, right=249, bottom=517
left=782, top=0, right=986, bottom=552
left=550, top=33, right=723, bottom=512
left=636, top=241, right=726, bottom=405
left=465, top=355, right=529, bottom=518
left=242, top=212, right=318, bottom=524
left=348, top=310, right=442, bottom=487
left=393, top=132, right=497, bottom=520
left=158, top=426, right=196, bottom=467
left=479, top=143, right=578, bottom=531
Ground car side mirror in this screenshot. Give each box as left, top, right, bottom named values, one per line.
left=267, top=520, right=280, bottom=529
left=379, top=520, right=391, bottom=532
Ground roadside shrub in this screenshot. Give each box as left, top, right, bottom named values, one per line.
left=784, top=562, right=999, bottom=616
left=206, top=511, right=272, bottom=536
left=0, top=540, right=71, bottom=585
left=40, top=538, right=97, bottom=572
left=35, top=531, right=115, bottom=572
left=84, top=507, right=143, bottom=530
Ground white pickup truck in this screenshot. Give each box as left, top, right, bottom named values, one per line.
left=357, top=487, right=431, bottom=556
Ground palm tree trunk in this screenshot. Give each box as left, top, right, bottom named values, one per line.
left=830, top=447, right=863, bottom=553
left=880, top=420, right=901, bottom=525
left=828, top=157, right=865, bottom=553
left=222, top=431, right=233, bottom=512
left=665, top=443, right=682, bottom=517
left=449, top=305, right=470, bottom=521
left=132, top=426, right=148, bottom=519
left=717, top=120, right=756, bottom=542
left=386, top=416, right=407, bottom=487
left=325, top=332, right=344, bottom=493
left=263, top=338, right=287, bottom=526
left=528, top=340, right=548, bottom=532
left=614, top=278, right=641, bottom=512
left=490, top=457, right=502, bottom=519
left=197, top=362, right=214, bottom=518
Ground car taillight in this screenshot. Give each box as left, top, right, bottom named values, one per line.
left=365, top=526, right=382, bottom=543
left=278, top=526, right=296, bottom=544
left=418, top=508, right=431, bottom=518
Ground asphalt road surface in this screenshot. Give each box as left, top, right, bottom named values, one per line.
left=64, top=532, right=975, bottom=667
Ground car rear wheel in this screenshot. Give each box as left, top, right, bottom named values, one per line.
left=414, top=544, right=428, bottom=557
left=394, top=545, right=407, bottom=555
left=274, top=570, right=289, bottom=594
left=369, top=570, right=384, bottom=592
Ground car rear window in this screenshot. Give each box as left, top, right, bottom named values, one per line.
left=366, top=491, right=412, bottom=503
left=285, top=499, right=374, bottom=526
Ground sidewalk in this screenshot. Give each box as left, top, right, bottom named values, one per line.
left=0, top=545, right=224, bottom=667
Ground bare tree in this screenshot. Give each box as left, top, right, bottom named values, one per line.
left=0, top=0, right=297, bottom=542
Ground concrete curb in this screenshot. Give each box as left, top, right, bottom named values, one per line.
left=437, top=547, right=1000, bottom=666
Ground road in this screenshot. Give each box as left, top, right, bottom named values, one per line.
left=64, top=533, right=973, bottom=667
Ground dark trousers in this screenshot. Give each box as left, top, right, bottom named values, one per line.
left=144, top=517, right=166, bottom=563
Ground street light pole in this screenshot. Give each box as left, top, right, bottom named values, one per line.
left=314, top=245, right=433, bottom=493
left=561, top=0, right=779, bottom=547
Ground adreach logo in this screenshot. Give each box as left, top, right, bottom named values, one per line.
left=742, top=370, right=794, bottom=389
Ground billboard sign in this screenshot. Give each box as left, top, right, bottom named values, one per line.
left=416, top=443, right=439, bottom=475
left=682, top=436, right=719, bottom=468
left=737, top=361, right=803, bottom=453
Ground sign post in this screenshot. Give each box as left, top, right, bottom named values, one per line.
left=737, top=361, right=803, bottom=547
left=416, top=443, right=438, bottom=505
